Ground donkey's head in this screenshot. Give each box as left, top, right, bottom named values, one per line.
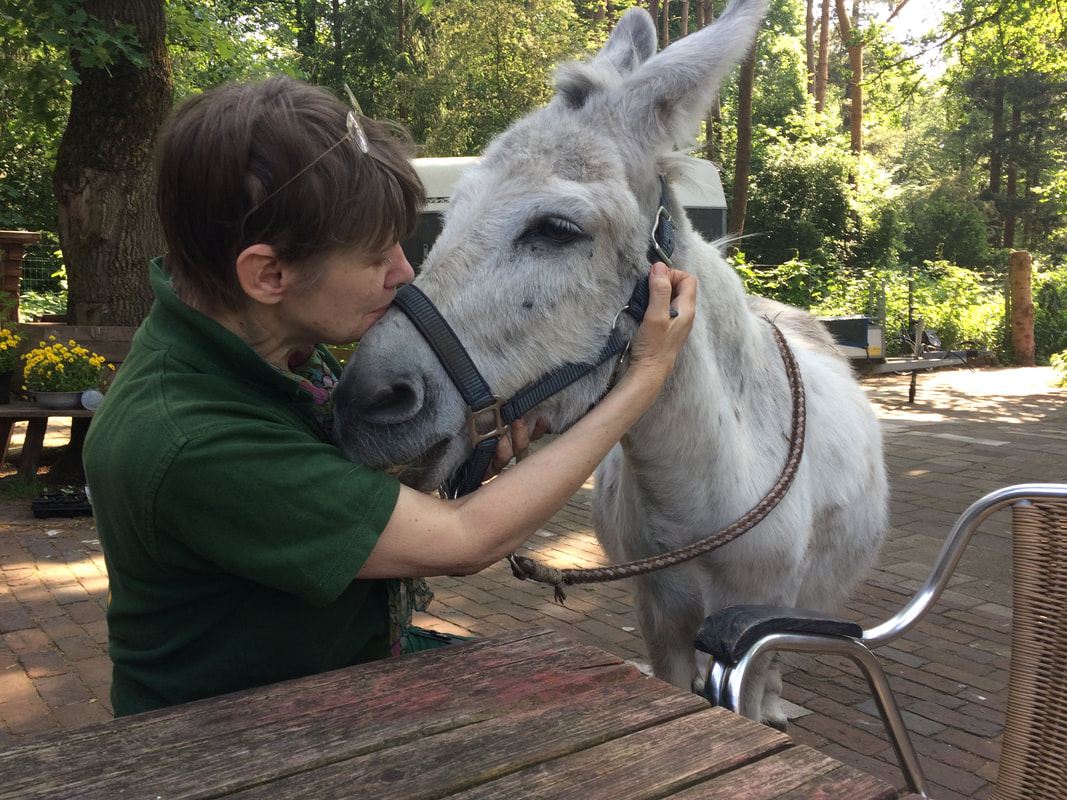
left=333, top=0, right=768, bottom=492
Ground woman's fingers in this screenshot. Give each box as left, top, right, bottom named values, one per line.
left=486, top=416, right=550, bottom=479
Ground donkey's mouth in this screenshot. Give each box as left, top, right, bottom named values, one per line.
left=384, top=437, right=453, bottom=490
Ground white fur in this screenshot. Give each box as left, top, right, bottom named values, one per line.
left=334, top=0, right=886, bottom=728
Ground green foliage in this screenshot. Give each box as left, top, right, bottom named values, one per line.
left=939, top=0, right=1067, bottom=254
left=897, top=261, right=1005, bottom=354
left=900, top=181, right=993, bottom=270
left=740, top=258, right=1006, bottom=358
left=19, top=290, right=67, bottom=323
left=1051, top=350, right=1067, bottom=388
left=0, top=0, right=148, bottom=234
left=166, top=1, right=301, bottom=96
left=415, top=0, right=588, bottom=156
left=743, top=123, right=854, bottom=268
left=1034, top=266, right=1067, bottom=363
left=751, top=1, right=807, bottom=132
left=3, top=0, right=1067, bottom=342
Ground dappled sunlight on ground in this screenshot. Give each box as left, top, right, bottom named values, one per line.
left=861, top=366, right=1063, bottom=424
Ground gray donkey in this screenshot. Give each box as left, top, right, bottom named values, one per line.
left=334, top=0, right=886, bottom=729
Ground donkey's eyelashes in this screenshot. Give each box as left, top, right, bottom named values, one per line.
left=519, top=216, right=586, bottom=246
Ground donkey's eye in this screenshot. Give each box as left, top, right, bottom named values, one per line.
left=523, top=216, right=585, bottom=245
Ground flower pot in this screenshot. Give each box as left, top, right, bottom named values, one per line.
left=0, top=371, right=13, bottom=404
left=33, top=391, right=86, bottom=410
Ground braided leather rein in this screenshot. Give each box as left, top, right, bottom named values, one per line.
left=508, top=317, right=806, bottom=603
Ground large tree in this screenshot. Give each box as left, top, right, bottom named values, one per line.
left=52, top=0, right=172, bottom=325
left=942, top=0, right=1067, bottom=253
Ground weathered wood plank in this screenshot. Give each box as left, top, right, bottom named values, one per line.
left=222, top=679, right=711, bottom=799
left=668, top=743, right=897, bottom=800
left=773, top=763, right=898, bottom=800
left=0, top=628, right=642, bottom=799
left=441, top=707, right=791, bottom=800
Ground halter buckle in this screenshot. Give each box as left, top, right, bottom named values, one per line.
left=467, top=395, right=508, bottom=447
left=649, top=203, right=675, bottom=268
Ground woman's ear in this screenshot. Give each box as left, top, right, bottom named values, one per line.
left=235, top=244, right=287, bottom=305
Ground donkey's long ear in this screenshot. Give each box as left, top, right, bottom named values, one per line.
left=594, top=8, right=658, bottom=76
left=554, top=7, right=657, bottom=111
left=620, top=0, right=770, bottom=152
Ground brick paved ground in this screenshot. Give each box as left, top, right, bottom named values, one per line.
left=0, top=366, right=1064, bottom=799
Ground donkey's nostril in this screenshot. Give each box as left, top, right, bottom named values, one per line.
left=347, top=373, right=426, bottom=426
left=368, top=381, right=419, bottom=416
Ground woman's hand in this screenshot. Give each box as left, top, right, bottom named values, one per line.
left=486, top=416, right=550, bottom=478
left=626, top=261, right=697, bottom=387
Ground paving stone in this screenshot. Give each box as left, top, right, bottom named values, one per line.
left=33, top=672, right=91, bottom=707
left=17, top=646, right=68, bottom=677
left=0, top=605, right=34, bottom=633
left=52, top=699, right=111, bottom=730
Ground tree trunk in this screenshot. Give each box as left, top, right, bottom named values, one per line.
left=728, top=39, right=758, bottom=240
left=815, top=0, right=831, bottom=112
left=294, top=0, right=319, bottom=78
left=1009, top=250, right=1034, bottom=366
left=649, top=0, right=661, bottom=44
left=662, top=0, right=671, bottom=48
left=988, top=77, right=1004, bottom=247
left=1023, top=127, right=1042, bottom=249
left=699, top=0, right=721, bottom=162
left=835, top=0, right=862, bottom=161
left=1003, top=104, right=1020, bottom=249
left=52, top=0, right=172, bottom=326
left=680, top=0, right=690, bottom=37
left=805, top=0, right=816, bottom=96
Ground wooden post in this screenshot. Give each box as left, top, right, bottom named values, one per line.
left=0, top=230, right=42, bottom=324
left=1009, top=250, right=1035, bottom=366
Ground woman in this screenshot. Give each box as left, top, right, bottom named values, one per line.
left=83, top=76, right=695, bottom=716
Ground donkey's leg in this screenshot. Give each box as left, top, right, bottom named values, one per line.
left=757, top=656, right=787, bottom=731
left=697, top=553, right=799, bottom=730
left=632, top=568, right=705, bottom=692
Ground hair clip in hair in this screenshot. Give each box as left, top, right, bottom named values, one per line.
left=343, top=84, right=370, bottom=154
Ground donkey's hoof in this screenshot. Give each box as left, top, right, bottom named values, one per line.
left=764, top=716, right=788, bottom=733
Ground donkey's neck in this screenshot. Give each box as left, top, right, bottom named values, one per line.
left=616, top=244, right=780, bottom=509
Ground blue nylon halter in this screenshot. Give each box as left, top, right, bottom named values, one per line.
left=393, top=176, right=676, bottom=498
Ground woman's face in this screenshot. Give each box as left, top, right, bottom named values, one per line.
left=288, top=242, right=415, bottom=345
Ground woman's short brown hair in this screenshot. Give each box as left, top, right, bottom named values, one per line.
left=155, top=76, right=425, bottom=311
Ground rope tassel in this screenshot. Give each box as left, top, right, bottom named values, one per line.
left=509, top=555, right=570, bottom=603
left=507, top=318, right=805, bottom=605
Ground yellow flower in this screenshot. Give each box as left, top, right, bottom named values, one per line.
left=21, top=337, right=114, bottom=393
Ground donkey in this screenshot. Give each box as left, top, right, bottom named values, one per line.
left=333, top=0, right=887, bottom=728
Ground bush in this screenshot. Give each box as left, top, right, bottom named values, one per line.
left=1034, top=265, right=1067, bottom=362
left=801, top=260, right=1005, bottom=357
left=1052, top=350, right=1067, bottom=387
left=743, top=133, right=854, bottom=268
left=901, top=183, right=993, bottom=270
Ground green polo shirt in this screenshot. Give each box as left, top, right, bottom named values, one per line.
left=84, top=259, right=400, bottom=716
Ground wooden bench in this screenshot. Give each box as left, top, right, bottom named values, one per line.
left=0, top=324, right=136, bottom=482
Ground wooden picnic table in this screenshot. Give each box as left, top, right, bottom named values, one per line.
left=0, top=398, right=93, bottom=482
left=0, top=627, right=907, bottom=799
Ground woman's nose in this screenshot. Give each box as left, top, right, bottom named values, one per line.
left=388, top=244, right=416, bottom=288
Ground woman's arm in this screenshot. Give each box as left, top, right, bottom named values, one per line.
left=356, top=262, right=695, bottom=579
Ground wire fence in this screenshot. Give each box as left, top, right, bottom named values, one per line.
left=17, top=244, right=66, bottom=321
left=21, top=255, right=61, bottom=294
